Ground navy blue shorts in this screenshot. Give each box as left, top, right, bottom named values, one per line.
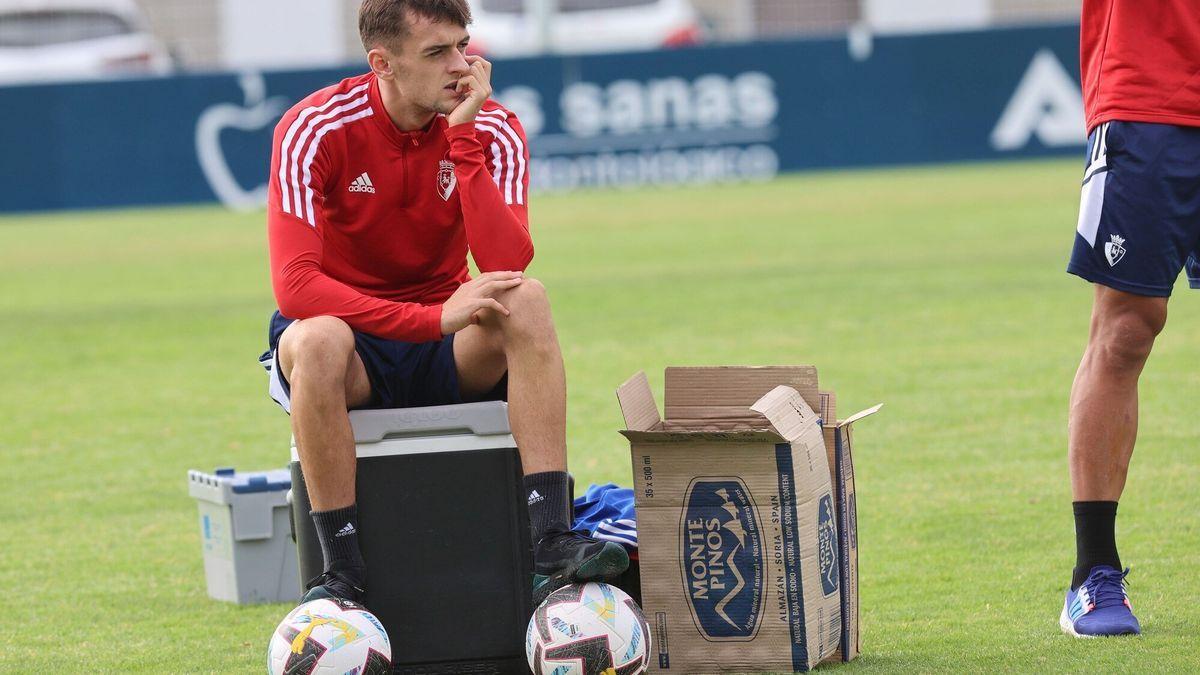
left=1068, top=121, right=1200, bottom=297
left=258, top=311, right=506, bottom=413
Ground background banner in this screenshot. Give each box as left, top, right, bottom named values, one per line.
left=0, top=24, right=1083, bottom=213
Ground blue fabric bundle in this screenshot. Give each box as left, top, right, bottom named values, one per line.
left=572, top=483, right=637, bottom=552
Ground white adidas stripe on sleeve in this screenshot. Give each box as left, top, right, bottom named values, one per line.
left=277, top=83, right=369, bottom=217
left=293, top=103, right=371, bottom=223
left=300, top=107, right=374, bottom=224
left=475, top=110, right=527, bottom=206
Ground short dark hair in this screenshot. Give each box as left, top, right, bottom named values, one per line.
left=359, top=0, right=472, bottom=51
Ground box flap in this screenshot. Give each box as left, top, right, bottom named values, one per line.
left=818, top=390, right=836, bottom=425
left=660, top=419, right=771, bottom=432
left=616, top=371, right=662, bottom=432
left=620, top=429, right=784, bottom=443
left=749, top=384, right=822, bottom=441
left=837, top=403, right=883, bottom=428
left=663, top=366, right=820, bottom=421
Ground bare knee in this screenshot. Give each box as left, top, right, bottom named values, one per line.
left=505, top=278, right=550, bottom=318
left=278, top=316, right=356, bottom=385
left=499, top=278, right=554, bottom=339
left=1089, top=294, right=1166, bottom=373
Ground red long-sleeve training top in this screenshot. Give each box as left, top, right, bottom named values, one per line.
left=267, top=72, right=533, bottom=343
left=1081, top=0, right=1200, bottom=133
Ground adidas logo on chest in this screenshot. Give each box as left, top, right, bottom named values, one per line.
left=348, top=172, right=375, bottom=194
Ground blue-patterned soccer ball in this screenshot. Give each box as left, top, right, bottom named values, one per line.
left=526, top=582, right=651, bottom=674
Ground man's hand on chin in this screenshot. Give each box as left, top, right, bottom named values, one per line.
left=448, top=55, right=493, bottom=127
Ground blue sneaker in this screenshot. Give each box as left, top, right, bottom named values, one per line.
left=1060, top=566, right=1141, bottom=637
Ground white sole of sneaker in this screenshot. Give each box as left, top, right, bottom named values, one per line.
left=1059, top=602, right=1095, bottom=639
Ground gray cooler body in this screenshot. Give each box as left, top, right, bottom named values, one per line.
left=289, top=401, right=532, bottom=674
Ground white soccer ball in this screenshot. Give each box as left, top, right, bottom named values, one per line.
left=267, top=597, right=391, bottom=675
left=526, top=582, right=651, bottom=674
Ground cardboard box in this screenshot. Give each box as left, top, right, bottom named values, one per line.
left=617, top=367, right=878, bottom=672
left=815, top=391, right=879, bottom=664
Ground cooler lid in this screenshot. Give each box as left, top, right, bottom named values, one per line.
left=349, top=401, right=511, bottom=442
left=227, top=468, right=292, bottom=494
left=288, top=402, right=516, bottom=461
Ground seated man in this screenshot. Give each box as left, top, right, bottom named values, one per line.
left=259, top=0, right=627, bottom=607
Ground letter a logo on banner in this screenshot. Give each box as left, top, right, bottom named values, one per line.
left=990, top=49, right=1086, bottom=151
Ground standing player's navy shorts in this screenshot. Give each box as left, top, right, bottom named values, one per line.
left=258, top=311, right=506, bottom=414
left=1069, top=121, right=1200, bottom=297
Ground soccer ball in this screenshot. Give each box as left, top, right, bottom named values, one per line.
left=267, top=597, right=392, bottom=675
left=526, top=582, right=651, bottom=674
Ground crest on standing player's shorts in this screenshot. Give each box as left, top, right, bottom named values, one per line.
left=1105, top=234, right=1127, bottom=267
left=437, top=160, right=457, bottom=201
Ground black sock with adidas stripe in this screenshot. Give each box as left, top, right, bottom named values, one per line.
left=524, top=471, right=572, bottom=546
left=312, top=504, right=366, bottom=584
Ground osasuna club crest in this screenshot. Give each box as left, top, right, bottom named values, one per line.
left=437, top=160, right=457, bottom=201
left=1105, top=234, right=1126, bottom=267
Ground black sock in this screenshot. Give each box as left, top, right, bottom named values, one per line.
left=312, top=504, right=365, bottom=583
left=525, top=471, right=572, bottom=545
left=1072, top=501, right=1120, bottom=589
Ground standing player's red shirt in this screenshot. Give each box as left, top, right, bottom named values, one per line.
left=267, top=72, right=533, bottom=344
left=1081, top=0, right=1200, bottom=132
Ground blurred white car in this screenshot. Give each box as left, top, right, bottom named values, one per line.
left=0, top=0, right=173, bottom=85
left=467, top=0, right=703, bottom=57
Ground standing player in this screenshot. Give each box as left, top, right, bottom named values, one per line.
left=1062, top=0, right=1199, bottom=637
left=260, top=0, right=628, bottom=608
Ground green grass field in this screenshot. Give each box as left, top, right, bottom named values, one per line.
left=2, top=158, right=1197, bottom=672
